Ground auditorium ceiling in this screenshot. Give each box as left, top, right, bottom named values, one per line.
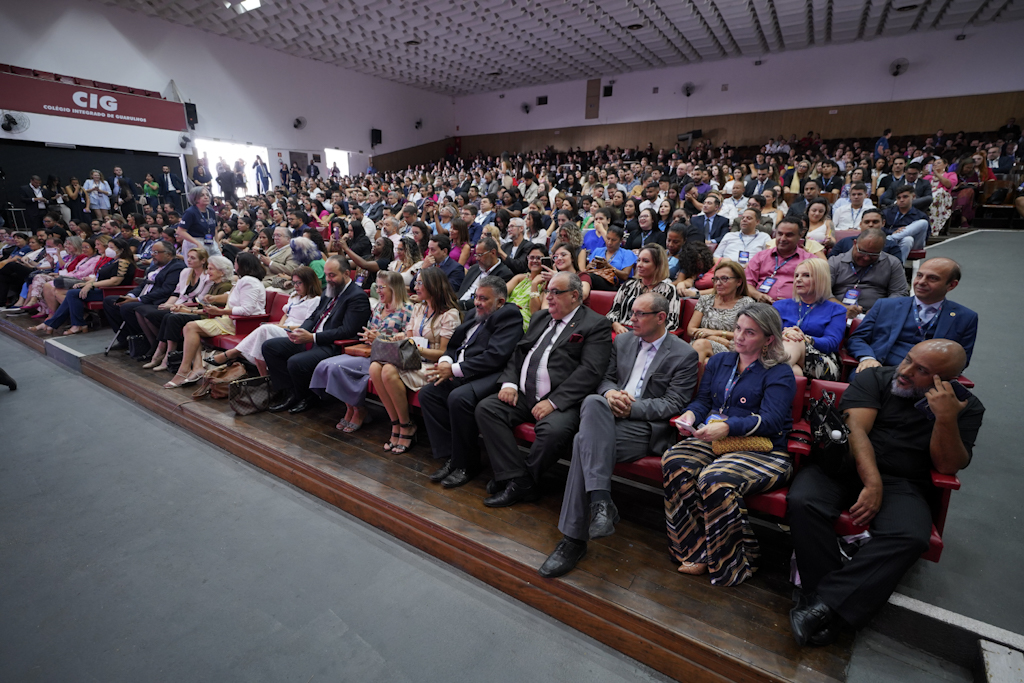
left=103, top=0, right=1024, bottom=96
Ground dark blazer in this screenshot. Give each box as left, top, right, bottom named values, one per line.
left=846, top=296, right=978, bottom=366
left=20, top=185, right=53, bottom=217
left=437, top=256, right=466, bottom=291
left=158, top=173, right=184, bottom=195
left=445, top=302, right=524, bottom=380
left=880, top=177, right=932, bottom=210
left=786, top=197, right=812, bottom=217
left=300, top=281, right=372, bottom=346
left=133, top=258, right=186, bottom=305
left=744, top=177, right=780, bottom=197
left=780, top=169, right=808, bottom=193
left=455, top=262, right=514, bottom=310
left=686, top=213, right=730, bottom=244
left=500, top=239, right=534, bottom=274
left=498, top=306, right=613, bottom=410
left=624, top=228, right=667, bottom=251
left=596, top=332, right=699, bottom=455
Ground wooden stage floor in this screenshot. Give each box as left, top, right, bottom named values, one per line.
left=3, top=313, right=852, bottom=682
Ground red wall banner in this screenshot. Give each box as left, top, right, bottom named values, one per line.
left=0, top=72, right=186, bottom=131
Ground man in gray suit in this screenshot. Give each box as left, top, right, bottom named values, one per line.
left=538, top=292, right=700, bottom=578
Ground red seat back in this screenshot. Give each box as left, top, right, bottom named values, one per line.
left=269, top=291, right=287, bottom=322
left=792, top=376, right=807, bottom=422
left=679, top=298, right=697, bottom=341
left=586, top=290, right=615, bottom=317
left=808, top=379, right=848, bottom=404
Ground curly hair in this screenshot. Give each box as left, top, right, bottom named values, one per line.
left=678, top=241, right=715, bottom=280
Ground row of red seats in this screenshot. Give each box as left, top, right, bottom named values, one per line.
left=1, top=64, right=164, bottom=98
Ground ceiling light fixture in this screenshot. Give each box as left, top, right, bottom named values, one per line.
left=487, top=71, right=501, bottom=76
left=626, top=23, right=643, bottom=30
left=223, top=0, right=260, bottom=14
left=405, top=39, right=421, bottom=46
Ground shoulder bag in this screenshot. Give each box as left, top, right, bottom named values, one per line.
left=228, top=376, right=272, bottom=415
left=807, top=390, right=853, bottom=477
left=369, top=338, right=422, bottom=370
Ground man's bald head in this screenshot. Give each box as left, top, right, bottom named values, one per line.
left=893, top=340, right=968, bottom=398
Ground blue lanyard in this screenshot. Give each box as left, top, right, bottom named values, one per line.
left=419, top=308, right=436, bottom=337
left=849, top=261, right=874, bottom=284
left=914, top=302, right=943, bottom=336
left=796, top=301, right=817, bottom=328
left=720, top=360, right=746, bottom=412
left=772, top=253, right=797, bottom=277
left=739, top=232, right=757, bottom=249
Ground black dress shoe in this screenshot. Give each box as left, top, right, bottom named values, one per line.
left=269, top=393, right=296, bottom=412
left=288, top=396, right=318, bottom=414
left=441, top=468, right=479, bottom=489
left=0, top=368, right=16, bottom=391
left=790, top=596, right=839, bottom=647
left=538, top=538, right=587, bottom=578
left=428, top=459, right=454, bottom=483
left=587, top=500, right=620, bottom=540
left=485, top=478, right=502, bottom=495
left=483, top=479, right=539, bottom=508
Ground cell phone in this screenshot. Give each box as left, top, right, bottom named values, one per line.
left=672, top=416, right=698, bottom=436
left=914, top=379, right=972, bottom=420
left=541, top=256, right=554, bottom=269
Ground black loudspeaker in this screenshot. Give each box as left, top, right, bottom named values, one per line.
left=370, top=128, right=382, bottom=147
left=184, top=103, right=198, bottom=130
left=690, top=128, right=703, bottom=138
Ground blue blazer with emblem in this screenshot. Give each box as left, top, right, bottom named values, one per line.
left=846, top=296, right=978, bottom=366
left=689, top=213, right=730, bottom=244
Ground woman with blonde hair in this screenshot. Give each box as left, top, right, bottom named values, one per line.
left=83, top=170, right=112, bottom=220
left=772, top=258, right=846, bottom=380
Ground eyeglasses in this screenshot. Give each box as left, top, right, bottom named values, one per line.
left=546, top=287, right=572, bottom=297
left=856, top=246, right=883, bottom=258
left=630, top=310, right=659, bottom=319
left=710, top=276, right=735, bottom=283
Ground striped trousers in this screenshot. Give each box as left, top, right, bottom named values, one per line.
left=662, top=438, right=793, bottom=586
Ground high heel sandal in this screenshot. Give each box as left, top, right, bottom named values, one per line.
left=390, top=422, right=418, bottom=455
left=206, top=352, right=232, bottom=367
left=143, top=349, right=167, bottom=369
left=383, top=420, right=401, bottom=451
left=163, top=370, right=204, bottom=389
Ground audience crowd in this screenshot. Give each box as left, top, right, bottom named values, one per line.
left=4, top=120, right=1012, bottom=648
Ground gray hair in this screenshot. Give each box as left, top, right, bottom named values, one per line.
left=477, top=275, right=508, bottom=300
left=207, top=255, right=234, bottom=276
left=64, top=235, right=83, bottom=251
left=508, top=216, right=526, bottom=231
left=289, top=236, right=321, bottom=266
left=552, top=271, right=584, bottom=302
left=383, top=217, right=401, bottom=232
left=735, top=302, right=789, bottom=367
left=187, top=185, right=210, bottom=207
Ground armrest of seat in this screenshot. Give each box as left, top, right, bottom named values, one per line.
left=839, top=348, right=857, bottom=367
left=930, top=470, right=961, bottom=490
left=332, top=339, right=359, bottom=347
left=229, top=313, right=270, bottom=336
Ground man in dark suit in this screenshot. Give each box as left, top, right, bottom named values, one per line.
left=103, top=241, right=184, bottom=348
left=455, top=237, right=513, bottom=310
left=539, top=292, right=699, bottom=577
left=306, top=162, right=320, bottom=179
left=847, top=258, right=977, bottom=374
left=20, top=176, right=52, bottom=232
left=686, top=195, right=730, bottom=246
left=474, top=272, right=613, bottom=507
left=423, top=277, right=525, bottom=487
left=786, top=178, right=822, bottom=218
left=263, top=255, right=371, bottom=414
left=109, top=167, right=137, bottom=214
left=498, top=216, right=534, bottom=274
left=418, top=234, right=465, bottom=292
left=879, top=163, right=932, bottom=211
left=744, top=164, right=779, bottom=198
left=158, top=165, right=185, bottom=211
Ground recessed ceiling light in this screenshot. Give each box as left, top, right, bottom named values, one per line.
left=487, top=71, right=501, bottom=76
left=405, top=39, right=421, bottom=46
left=224, top=0, right=260, bottom=13
left=895, top=4, right=920, bottom=11
left=626, top=23, right=643, bottom=30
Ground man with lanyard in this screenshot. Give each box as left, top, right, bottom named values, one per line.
left=744, top=219, right=813, bottom=303
left=719, top=181, right=747, bottom=222
left=832, top=183, right=872, bottom=232
left=828, top=228, right=907, bottom=317
left=714, top=208, right=769, bottom=266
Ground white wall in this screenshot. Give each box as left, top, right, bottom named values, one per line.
left=453, top=23, right=1024, bottom=137
left=0, top=0, right=453, bottom=156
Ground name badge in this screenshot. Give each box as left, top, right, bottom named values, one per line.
left=708, top=412, right=726, bottom=423
left=738, top=250, right=750, bottom=264
left=757, top=276, right=777, bottom=293
left=841, top=289, right=861, bottom=305
left=355, top=273, right=366, bottom=287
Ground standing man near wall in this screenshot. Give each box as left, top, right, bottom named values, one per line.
left=159, top=165, right=185, bottom=213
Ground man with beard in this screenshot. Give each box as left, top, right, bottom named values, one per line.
left=786, top=338, right=984, bottom=646
left=846, top=258, right=977, bottom=374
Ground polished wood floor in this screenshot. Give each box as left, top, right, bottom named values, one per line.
left=4, top=310, right=852, bottom=682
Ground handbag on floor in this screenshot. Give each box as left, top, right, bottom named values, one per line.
left=369, top=338, right=421, bottom=370
left=228, top=376, right=272, bottom=415
left=126, top=335, right=150, bottom=360
left=191, top=362, right=248, bottom=399
left=807, top=390, right=852, bottom=477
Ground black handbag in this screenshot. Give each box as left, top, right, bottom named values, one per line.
left=807, top=391, right=853, bottom=478
left=369, top=338, right=422, bottom=370
left=228, top=376, right=272, bottom=415
left=126, top=334, right=150, bottom=360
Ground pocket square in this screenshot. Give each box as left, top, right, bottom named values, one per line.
left=568, top=333, right=584, bottom=343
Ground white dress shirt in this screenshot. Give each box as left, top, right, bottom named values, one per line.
left=622, top=330, right=667, bottom=398
left=502, top=306, right=581, bottom=406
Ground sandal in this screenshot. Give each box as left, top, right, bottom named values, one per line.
left=207, top=352, right=233, bottom=367
left=63, top=326, right=88, bottom=336
left=151, top=362, right=169, bottom=372
left=336, top=419, right=354, bottom=431
left=143, top=349, right=167, bottom=369
left=29, top=323, right=55, bottom=335
left=342, top=419, right=364, bottom=434
left=678, top=561, right=708, bottom=575
left=163, top=370, right=204, bottom=389
left=383, top=420, right=401, bottom=451
left=390, top=422, right=418, bottom=455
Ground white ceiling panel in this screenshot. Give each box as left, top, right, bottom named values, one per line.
left=100, top=0, right=1023, bottom=95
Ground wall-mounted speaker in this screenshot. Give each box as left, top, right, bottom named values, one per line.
left=184, top=102, right=198, bottom=130
left=371, top=128, right=382, bottom=147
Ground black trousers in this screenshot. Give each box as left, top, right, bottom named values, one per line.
left=787, top=463, right=932, bottom=628
left=0, top=262, right=34, bottom=305
left=475, top=392, right=581, bottom=483
left=262, top=336, right=336, bottom=399
left=103, top=296, right=147, bottom=341
left=158, top=312, right=201, bottom=343
left=418, top=372, right=500, bottom=465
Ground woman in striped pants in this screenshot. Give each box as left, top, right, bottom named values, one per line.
left=663, top=302, right=797, bottom=586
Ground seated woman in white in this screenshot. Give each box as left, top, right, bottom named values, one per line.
left=207, top=265, right=322, bottom=377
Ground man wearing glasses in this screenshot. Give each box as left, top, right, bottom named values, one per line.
left=474, top=272, right=613, bottom=508
left=538, top=293, right=699, bottom=578
left=828, top=228, right=908, bottom=318
left=455, top=237, right=512, bottom=310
